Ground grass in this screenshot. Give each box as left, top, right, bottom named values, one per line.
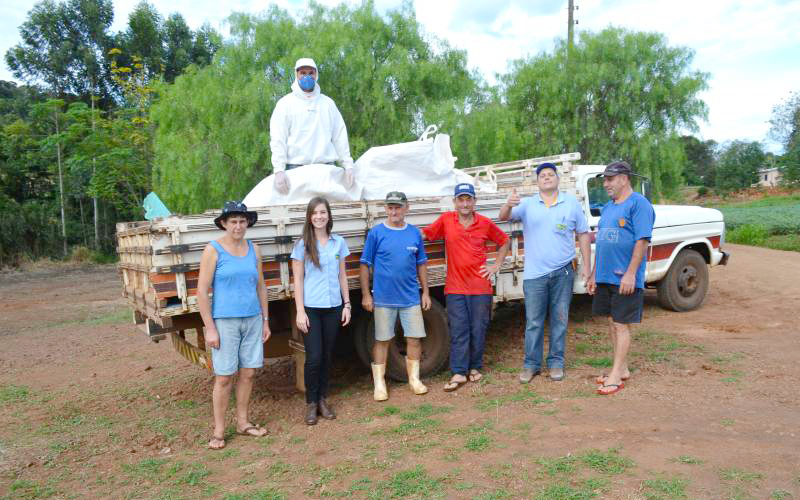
left=533, top=478, right=608, bottom=500
left=366, top=465, right=444, bottom=499
left=710, top=195, right=800, bottom=252
left=8, top=478, right=58, bottom=499
left=475, top=387, right=552, bottom=411
left=672, top=455, right=704, bottom=465
left=222, top=489, right=287, bottom=500
left=642, top=476, right=689, bottom=499
left=0, top=384, right=30, bottom=403
left=719, top=467, right=764, bottom=483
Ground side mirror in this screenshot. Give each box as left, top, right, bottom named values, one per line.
left=642, top=180, right=653, bottom=201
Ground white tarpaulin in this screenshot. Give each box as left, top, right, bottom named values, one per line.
left=243, top=126, right=492, bottom=207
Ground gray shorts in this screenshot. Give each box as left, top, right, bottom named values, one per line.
left=210, top=315, right=264, bottom=375
left=374, top=306, right=426, bottom=341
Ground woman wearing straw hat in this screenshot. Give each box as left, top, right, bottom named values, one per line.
left=197, top=201, right=271, bottom=449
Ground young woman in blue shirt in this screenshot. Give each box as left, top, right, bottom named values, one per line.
left=197, top=201, right=271, bottom=450
left=291, top=197, right=352, bottom=425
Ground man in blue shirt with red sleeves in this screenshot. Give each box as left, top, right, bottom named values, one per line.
left=587, top=161, right=656, bottom=395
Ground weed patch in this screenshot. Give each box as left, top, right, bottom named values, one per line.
left=0, top=385, right=30, bottom=403
left=367, top=465, right=444, bottom=499
left=476, top=387, right=551, bottom=411
left=642, top=476, right=689, bottom=499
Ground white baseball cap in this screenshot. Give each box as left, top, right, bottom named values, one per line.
left=294, top=58, right=317, bottom=71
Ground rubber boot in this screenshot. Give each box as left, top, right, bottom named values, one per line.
left=406, top=357, right=428, bottom=395
left=371, top=363, right=389, bottom=401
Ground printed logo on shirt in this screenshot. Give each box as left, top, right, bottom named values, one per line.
left=555, top=223, right=567, bottom=230
left=598, top=228, right=619, bottom=243
left=406, top=246, right=418, bottom=252
left=618, top=218, right=626, bottom=228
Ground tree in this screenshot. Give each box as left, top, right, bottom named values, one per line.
left=680, top=135, right=717, bottom=187
left=502, top=27, right=708, bottom=197
left=163, top=14, right=192, bottom=83
left=152, top=1, right=476, bottom=213
left=715, top=140, right=764, bottom=191
left=5, top=0, right=114, bottom=103
left=768, top=91, right=800, bottom=185
left=120, top=1, right=164, bottom=79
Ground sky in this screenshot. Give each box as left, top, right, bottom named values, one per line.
left=1, top=0, right=799, bottom=153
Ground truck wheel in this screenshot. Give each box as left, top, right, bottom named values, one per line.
left=353, top=298, right=450, bottom=382
left=656, top=249, right=709, bottom=312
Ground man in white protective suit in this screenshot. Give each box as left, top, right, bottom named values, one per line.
left=269, top=57, right=355, bottom=195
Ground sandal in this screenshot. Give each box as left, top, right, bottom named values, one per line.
left=468, top=370, right=483, bottom=383
left=236, top=424, right=267, bottom=437
left=208, top=435, right=226, bottom=449
left=596, top=373, right=630, bottom=385
left=443, top=377, right=468, bottom=392
left=596, top=383, right=625, bottom=395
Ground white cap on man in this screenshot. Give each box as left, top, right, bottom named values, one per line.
left=294, top=58, right=317, bottom=71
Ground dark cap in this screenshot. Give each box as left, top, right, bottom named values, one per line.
left=214, top=201, right=258, bottom=230
left=384, top=191, right=408, bottom=205
left=603, top=161, right=633, bottom=177
left=535, top=162, right=558, bottom=176
left=454, top=183, right=476, bottom=198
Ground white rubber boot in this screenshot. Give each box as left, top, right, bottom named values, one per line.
left=371, top=363, right=389, bottom=401
left=406, top=357, right=428, bottom=395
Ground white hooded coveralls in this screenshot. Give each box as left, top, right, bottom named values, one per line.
left=269, top=79, right=354, bottom=173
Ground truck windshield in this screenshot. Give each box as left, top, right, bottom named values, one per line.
left=587, top=174, right=650, bottom=216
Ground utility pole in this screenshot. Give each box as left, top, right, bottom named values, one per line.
left=568, top=0, right=575, bottom=52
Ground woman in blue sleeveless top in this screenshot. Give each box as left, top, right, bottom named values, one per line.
left=197, top=201, right=271, bottom=449
left=291, top=197, right=351, bottom=425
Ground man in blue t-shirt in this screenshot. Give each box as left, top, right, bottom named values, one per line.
left=587, top=161, right=655, bottom=396
left=360, top=191, right=431, bottom=401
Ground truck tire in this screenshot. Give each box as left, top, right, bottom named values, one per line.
left=656, top=249, right=709, bottom=312
left=353, top=298, right=450, bottom=382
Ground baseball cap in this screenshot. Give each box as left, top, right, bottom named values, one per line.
left=602, top=161, right=634, bottom=177
left=294, top=58, right=317, bottom=71
left=535, top=162, right=558, bottom=176
left=454, top=183, right=476, bottom=198
left=384, top=191, right=408, bottom=205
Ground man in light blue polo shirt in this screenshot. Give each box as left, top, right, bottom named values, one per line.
left=499, top=162, right=591, bottom=382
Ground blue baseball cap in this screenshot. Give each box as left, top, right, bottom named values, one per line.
left=535, top=162, right=558, bottom=176
left=454, top=183, right=476, bottom=198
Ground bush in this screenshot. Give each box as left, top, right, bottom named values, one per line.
left=697, top=186, right=708, bottom=197
left=727, top=224, right=768, bottom=246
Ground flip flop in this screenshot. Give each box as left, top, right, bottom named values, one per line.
left=208, top=435, right=226, bottom=450
left=468, top=370, right=483, bottom=383
left=596, top=383, right=625, bottom=395
left=236, top=425, right=267, bottom=437
left=596, top=374, right=630, bottom=385
left=443, top=378, right=468, bottom=392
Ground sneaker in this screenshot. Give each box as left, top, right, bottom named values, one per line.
left=519, top=368, right=539, bottom=384
left=549, top=367, right=565, bottom=381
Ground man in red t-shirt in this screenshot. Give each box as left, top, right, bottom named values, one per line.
left=423, top=183, right=510, bottom=391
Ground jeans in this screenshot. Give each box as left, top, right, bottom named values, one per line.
left=446, top=294, right=492, bottom=376
left=302, top=306, right=341, bottom=403
left=522, top=264, right=574, bottom=371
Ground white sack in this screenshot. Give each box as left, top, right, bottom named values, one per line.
left=354, top=127, right=469, bottom=200
left=243, top=164, right=362, bottom=208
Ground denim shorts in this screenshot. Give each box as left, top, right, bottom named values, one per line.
left=373, top=306, right=426, bottom=341
left=211, top=315, right=264, bottom=376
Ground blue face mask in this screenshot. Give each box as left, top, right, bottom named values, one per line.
left=298, top=74, right=315, bottom=91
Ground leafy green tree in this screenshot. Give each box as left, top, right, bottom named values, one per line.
left=715, top=140, right=764, bottom=191
left=163, top=14, right=193, bottom=83
left=152, top=1, right=475, bottom=212
left=502, top=27, right=708, bottom=197
left=5, top=0, right=114, bottom=103
left=768, top=91, right=800, bottom=185
left=680, top=135, right=717, bottom=186
left=120, top=1, right=164, bottom=78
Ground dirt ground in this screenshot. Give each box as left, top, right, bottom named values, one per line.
left=1, top=243, right=799, bottom=500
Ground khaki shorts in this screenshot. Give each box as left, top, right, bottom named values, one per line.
left=373, top=306, right=426, bottom=341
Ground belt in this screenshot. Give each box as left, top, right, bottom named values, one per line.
left=285, top=162, right=337, bottom=170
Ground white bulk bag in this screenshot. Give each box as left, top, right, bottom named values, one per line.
left=242, top=164, right=362, bottom=208
left=354, top=126, right=465, bottom=200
